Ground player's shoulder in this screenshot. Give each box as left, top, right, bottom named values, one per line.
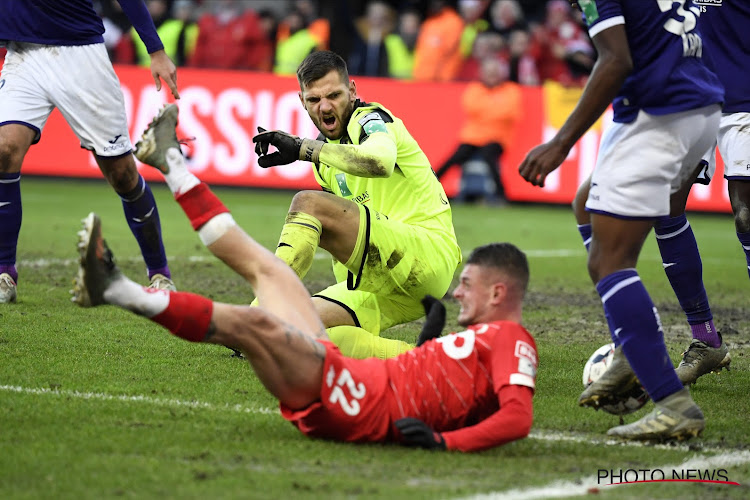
left=474, top=321, right=535, bottom=345
left=351, top=100, right=395, bottom=125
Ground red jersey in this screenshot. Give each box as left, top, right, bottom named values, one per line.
left=281, top=321, right=537, bottom=452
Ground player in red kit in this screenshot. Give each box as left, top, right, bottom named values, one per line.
left=70, top=159, right=536, bottom=452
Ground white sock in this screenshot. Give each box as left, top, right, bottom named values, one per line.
left=103, top=275, right=170, bottom=318
left=164, top=148, right=200, bottom=196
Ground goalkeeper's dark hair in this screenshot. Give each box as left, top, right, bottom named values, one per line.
left=297, top=51, right=350, bottom=89
left=466, top=243, right=529, bottom=298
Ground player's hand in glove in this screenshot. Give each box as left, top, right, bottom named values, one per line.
left=253, top=127, right=324, bottom=167
left=416, top=295, right=446, bottom=346
left=395, top=417, right=447, bottom=450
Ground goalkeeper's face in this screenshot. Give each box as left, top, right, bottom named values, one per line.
left=299, top=70, right=357, bottom=140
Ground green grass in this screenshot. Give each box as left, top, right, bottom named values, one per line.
left=1, top=177, right=748, bottom=499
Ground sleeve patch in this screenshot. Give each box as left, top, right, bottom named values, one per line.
left=363, top=119, right=388, bottom=136
left=578, top=0, right=600, bottom=24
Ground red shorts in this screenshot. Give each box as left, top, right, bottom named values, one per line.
left=280, top=341, right=394, bottom=443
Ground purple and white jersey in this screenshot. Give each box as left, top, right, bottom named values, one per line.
left=578, top=0, right=723, bottom=123
left=698, top=0, right=750, bottom=113
left=0, top=0, right=162, bottom=53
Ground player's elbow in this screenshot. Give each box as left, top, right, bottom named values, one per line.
left=363, top=158, right=394, bottom=178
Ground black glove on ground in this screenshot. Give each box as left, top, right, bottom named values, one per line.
left=416, top=295, right=446, bottom=346
left=395, top=417, right=447, bottom=450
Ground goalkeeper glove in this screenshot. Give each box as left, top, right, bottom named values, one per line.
left=252, top=127, right=323, bottom=167
left=416, top=295, right=446, bottom=346
left=395, top=417, right=446, bottom=450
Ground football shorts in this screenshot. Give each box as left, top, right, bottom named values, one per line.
left=586, top=105, right=720, bottom=218
left=313, top=204, right=460, bottom=335
left=0, top=41, right=132, bottom=157
left=699, top=112, right=750, bottom=182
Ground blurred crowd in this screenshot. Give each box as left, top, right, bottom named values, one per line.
left=95, top=0, right=594, bottom=87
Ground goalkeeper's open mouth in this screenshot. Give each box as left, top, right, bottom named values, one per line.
left=322, top=115, right=337, bottom=132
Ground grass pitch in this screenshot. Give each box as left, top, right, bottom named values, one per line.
left=1, top=177, right=749, bottom=499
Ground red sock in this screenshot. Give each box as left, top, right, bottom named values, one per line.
left=176, top=183, right=230, bottom=230
left=151, top=291, right=214, bottom=342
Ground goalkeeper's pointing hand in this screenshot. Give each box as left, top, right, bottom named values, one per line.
left=253, top=127, right=323, bottom=168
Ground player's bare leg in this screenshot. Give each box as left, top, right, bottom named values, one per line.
left=71, top=213, right=325, bottom=410
left=134, top=106, right=324, bottom=336
left=0, top=124, right=35, bottom=303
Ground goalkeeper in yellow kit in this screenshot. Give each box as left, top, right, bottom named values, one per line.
left=253, top=50, right=461, bottom=359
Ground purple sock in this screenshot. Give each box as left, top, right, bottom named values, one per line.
left=577, top=223, right=592, bottom=251
left=738, top=231, right=750, bottom=280
left=0, top=172, right=21, bottom=282
left=654, top=215, right=719, bottom=347
left=120, top=175, right=170, bottom=279
left=596, top=269, right=683, bottom=402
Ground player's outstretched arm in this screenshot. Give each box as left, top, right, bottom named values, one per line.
left=518, top=25, right=631, bottom=188
left=149, top=50, right=180, bottom=99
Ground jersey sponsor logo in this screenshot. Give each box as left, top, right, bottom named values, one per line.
left=352, top=190, right=370, bottom=204
left=578, top=0, right=600, bottom=24
left=695, top=0, right=722, bottom=6
left=363, top=120, right=388, bottom=136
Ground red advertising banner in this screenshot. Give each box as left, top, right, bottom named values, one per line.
left=4, top=61, right=730, bottom=213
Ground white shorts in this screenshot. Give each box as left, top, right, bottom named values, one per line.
left=699, top=112, right=750, bottom=182
left=0, top=41, right=132, bottom=157
left=586, top=106, right=720, bottom=218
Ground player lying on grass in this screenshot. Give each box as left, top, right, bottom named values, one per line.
left=70, top=203, right=537, bottom=451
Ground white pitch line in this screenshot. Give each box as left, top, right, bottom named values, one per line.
left=1, top=384, right=740, bottom=454
left=16, top=250, right=586, bottom=269
left=461, top=451, right=750, bottom=500
left=0, top=384, right=278, bottom=415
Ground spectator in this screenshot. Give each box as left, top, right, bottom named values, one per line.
left=189, top=0, right=272, bottom=71
left=388, top=8, right=421, bottom=79
left=507, top=28, right=539, bottom=85
left=273, top=9, right=320, bottom=75
left=97, top=0, right=132, bottom=62
left=488, top=0, right=527, bottom=43
left=347, top=1, right=396, bottom=77
left=276, top=0, right=330, bottom=50
left=456, top=30, right=504, bottom=81
left=129, top=0, right=198, bottom=67
left=458, top=0, right=490, bottom=58
left=413, top=0, right=465, bottom=81
left=436, top=57, right=521, bottom=203
left=532, top=0, right=593, bottom=86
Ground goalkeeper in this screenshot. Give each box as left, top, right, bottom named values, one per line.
left=251, top=51, right=462, bottom=359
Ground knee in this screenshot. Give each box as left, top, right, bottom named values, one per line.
left=99, top=156, right=138, bottom=192
left=0, top=138, right=26, bottom=173
left=734, top=205, right=750, bottom=233
left=289, top=190, right=324, bottom=213
left=215, top=305, right=277, bottom=346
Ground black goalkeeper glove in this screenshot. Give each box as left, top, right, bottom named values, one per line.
left=395, top=417, right=447, bottom=450
left=416, top=295, right=446, bottom=346
left=252, top=127, right=323, bottom=167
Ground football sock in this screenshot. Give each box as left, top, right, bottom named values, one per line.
left=103, top=274, right=169, bottom=317
left=274, top=212, right=322, bottom=280
left=0, top=172, right=21, bottom=282
left=654, top=215, right=719, bottom=347
left=150, top=291, right=214, bottom=343
left=596, top=269, right=683, bottom=402
left=163, top=147, right=200, bottom=196
left=326, top=325, right=413, bottom=359
left=738, top=231, right=750, bottom=280
left=577, top=223, right=592, bottom=251
left=120, top=174, right=170, bottom=280
left=175, top=182, right=231, bottom=231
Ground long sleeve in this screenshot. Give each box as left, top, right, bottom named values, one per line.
left=318, top=131, right=397, bottom=178
left=441, top=384, right=533, bottom=453
left=117, top=0, right=163, bottom=53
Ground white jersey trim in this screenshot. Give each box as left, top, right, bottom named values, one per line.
left=509, top=373, right=535, bottom=389
left=589, top=16, right=625, bottom=38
